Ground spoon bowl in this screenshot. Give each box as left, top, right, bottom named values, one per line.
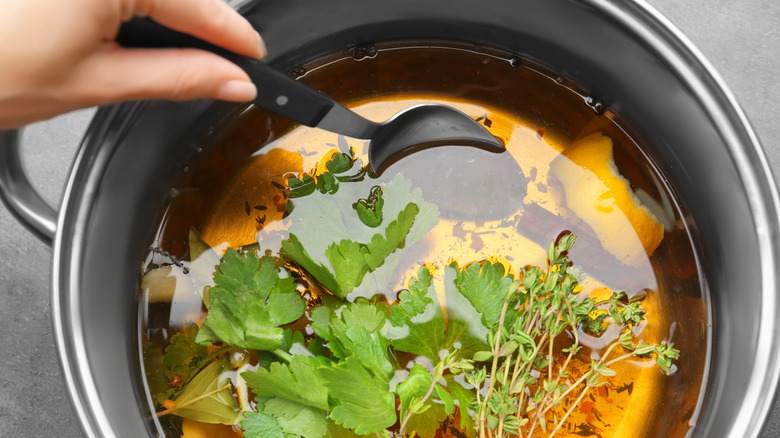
left=366, top=104, right=505, bottom=172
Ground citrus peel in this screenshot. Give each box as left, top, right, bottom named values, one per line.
left=181, top=418, right=241, bottom=438
left=550, top=132, right=664, bottom=266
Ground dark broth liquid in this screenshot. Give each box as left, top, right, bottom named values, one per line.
left=139, top=43, right=708, bottom=437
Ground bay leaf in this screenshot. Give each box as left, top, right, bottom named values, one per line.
left=167, top=355, right=240, bottom=425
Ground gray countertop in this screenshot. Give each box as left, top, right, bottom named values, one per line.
left=1, top=1, right=778, bottom=436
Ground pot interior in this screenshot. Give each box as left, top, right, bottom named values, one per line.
left=138, top=42, right=708, bottom=437
left=56, top=1, right=778, bottom=437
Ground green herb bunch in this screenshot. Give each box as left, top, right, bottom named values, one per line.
left=459, top=234, right=680, bottom=438
left=286, top=140, right=372, bottom=207
left=148, top=229, right=678, bottom=438
left=145, top=150, right=680, bottom=438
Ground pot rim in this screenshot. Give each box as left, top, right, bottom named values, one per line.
left=53, top=104, right=141, bottom=436
left=50, top=1, right=780, bottom=437
left=609, top=0, right=780, bottom=435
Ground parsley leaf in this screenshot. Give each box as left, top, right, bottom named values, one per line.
left=163, top=322, right=208, bottom=381
left=195, top=249, right=305, bottom=351
left=279, top=234, right=341, bottom=294
left=312, top=299, right=394, bottom=383
left=353, top=185, right=384, bottom=228
left=388, top=265, right=488, bottom=362
left=451, top=260, right=520, bottom=329
left=317, top=357, right=397, bottom=435
left=325, top=421, right=368, bottom=438
left=326, top=239, right=371, bottom=295
left=338, top=298, right=388, bottom=332
left=310, top=306, right=347, bottom=359
left=359, top=202, right=418, bottom=270
left=336, top=325, right=393, bottom=383
left=240, top=411, right=285, bottom=438
left=282, top=202, right=419, bottom=297
left=325, top=201, right=419, bottom=294
left=263, top=398, right=328, bottom=438
left=396, top=363, right=449, bottom=438
left=288, top=173, right=317, bottom=198
left=276, top=172, right=439, bottom=299
left=243, top=356, right=331, bottom=438
left=242, top=355, right=330, bottom=411
left=288, top=150, right=359, bottom=199
left=327, top=151, right=353, bottom=173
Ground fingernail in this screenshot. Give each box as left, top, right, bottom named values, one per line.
left=217, top=80, right=257, bottom=102
left=256, top=31, right=267, bottom=59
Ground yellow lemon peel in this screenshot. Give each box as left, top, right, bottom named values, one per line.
left=181, top=419, right=241, bottom=438
left=312, top=148, right=341, bottom=177
left=550, top=133, right=664, bottom=267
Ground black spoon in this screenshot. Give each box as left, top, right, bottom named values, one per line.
left=116, top=18, right=504, bottom=173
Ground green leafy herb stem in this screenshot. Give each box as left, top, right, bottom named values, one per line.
left=281, top=202, right=419, bottom=298
left=455, top=232, right=681, bottom=438
left=286, top=148, right=371, bottom=200
left=153, top=230, right=680, bottom=437
left=353, top=185, right=385, bottom=228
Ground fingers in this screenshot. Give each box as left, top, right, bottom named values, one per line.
left=0, top=0, right=267, bottom=129
left=130, top=0, right=266, bottom=59
left=62, top=44, right=258, bottom=105
left=0, top=44, right=259, bottom=130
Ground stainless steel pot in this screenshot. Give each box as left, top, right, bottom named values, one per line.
left=1, top=0, right=778, bottom=437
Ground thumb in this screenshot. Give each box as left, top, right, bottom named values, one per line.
left=63, top=46, right=258, bottom=105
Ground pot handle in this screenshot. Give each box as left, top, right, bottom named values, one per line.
left=0, top=129, right=57, bottom=245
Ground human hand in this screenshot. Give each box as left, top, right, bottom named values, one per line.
left=0, top=0, right=265, bottom=129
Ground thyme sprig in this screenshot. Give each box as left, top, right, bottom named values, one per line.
left=448, top=232, right=680, bottom=438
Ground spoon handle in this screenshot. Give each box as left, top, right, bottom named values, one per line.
left=116, top=18, right=334, bottom=127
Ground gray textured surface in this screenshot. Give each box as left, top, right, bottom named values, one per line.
left=0, top=1, right=778, bottom=436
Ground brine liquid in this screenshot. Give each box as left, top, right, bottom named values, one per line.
left=139, top=43, right=709, bottom=437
